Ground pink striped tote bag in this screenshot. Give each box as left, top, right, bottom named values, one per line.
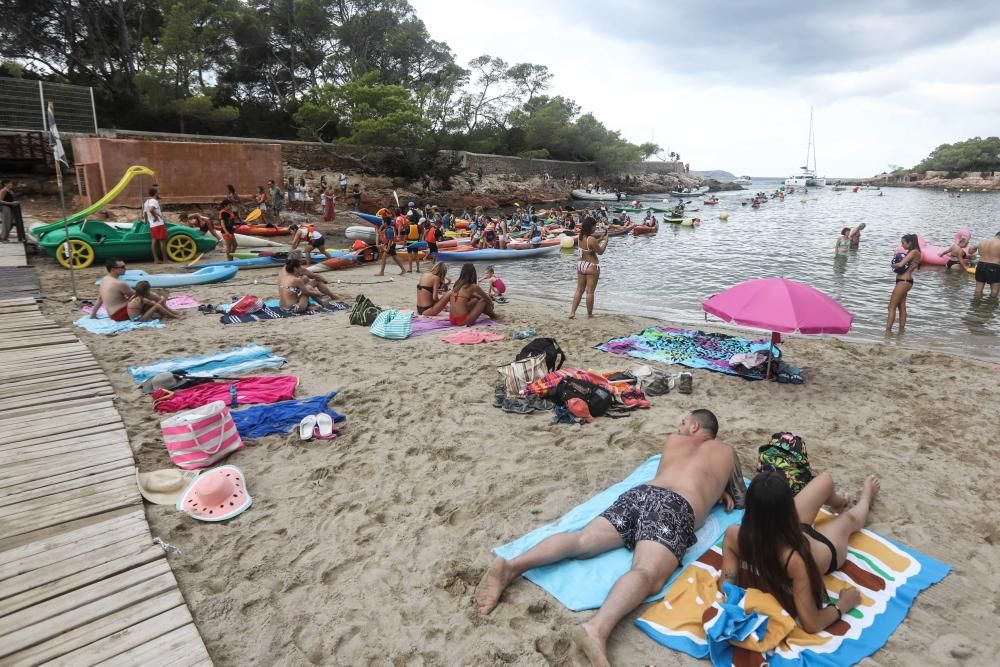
left=160, top=400, right=244, bottom=470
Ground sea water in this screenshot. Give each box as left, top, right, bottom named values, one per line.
left=482, top=179, right=1000, bottom=363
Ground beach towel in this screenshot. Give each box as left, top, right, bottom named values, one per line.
left=74, top=316, right=165, bottom=335
left=494, top=456, right=745, bottom=611
left=596, top=327, right=779, bottom=380
left=441, top=329, right=505, bottom=345
left=152, top=375, right=299, bottom=413
left=636, top=511, right=950, bottom=667
left=220, top=301, right=347, bottom=324
left=408, top=314, right=498, bottom=337
left=522, top=368, right=615, bottom=399
left=231, top=392, right=345, bottom=439
left=129, top=345, right=286, bottom=383
left=82, top=294, right=201, bottom=316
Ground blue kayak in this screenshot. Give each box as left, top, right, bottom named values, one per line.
left=351, top=211, right=382, bottom=226
left=100, top=266, right=239, bottom=288
left=435, top=245, right=560, bottom=262
left=188, top=252, right=352, bottom=270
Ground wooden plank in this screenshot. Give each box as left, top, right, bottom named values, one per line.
left=0, top=297, right=38, bottom=307
left=0, top=425, right=128, bottom=457
left=0, top=465, right=135, bottom=508
left=1, top=586, right=184, bottom=665
left=90, top=622, right=212, bottom=667
left=0, top=545, right=162, bottom=617
left=0, top=398, right=117, bottom=424
left=56, top=606, right=200, bottom=667
left=0, top=481, right=140, bottom=539
left=0, top=372, right=107, bottom=395
left=0, top=408, right=121, bottom=442
left=4, top=442, right=131, bottom=476
left=1, top=361, right=103, bottom=382
left=0, top=563, right=176, bottom=652
left=3, top=476, right=137, bottom=521
left=0, top=448, right=130, bottom=486
left=0, top=385, right=115, bottom=411
left=0, top=509, right=144, bottom=569
left=0, top=427, right=128, bottom=458
left=5, top=335, right=80, bottom=350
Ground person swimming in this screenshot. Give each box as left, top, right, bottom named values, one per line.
left=836, top=228, right=850, bottom=256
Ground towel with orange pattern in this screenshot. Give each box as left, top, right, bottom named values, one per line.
left=636, top=512, right=949, bottom=666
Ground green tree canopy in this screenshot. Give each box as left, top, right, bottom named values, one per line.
left=913, top=137, right=1000, bottom=173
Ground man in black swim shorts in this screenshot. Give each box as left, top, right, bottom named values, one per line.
left=476, top=409, right=745, bottom=666
left=974, top=231, right=1000, bottom=298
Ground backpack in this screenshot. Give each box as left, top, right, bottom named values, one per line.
left=516, top=338, right=565, bottom=372
left=350, top=294, right=382, bottom=326
left=551, top=377, right=613, bottom=417
left=756, top=432, right=814, bottom=494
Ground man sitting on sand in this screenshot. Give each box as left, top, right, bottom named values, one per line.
left=90, top=257, right=134, bottom=321
left=476, top=409, right=743, bottom=667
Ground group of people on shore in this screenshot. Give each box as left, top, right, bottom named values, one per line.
left=476, top=410, right=881, bottom=667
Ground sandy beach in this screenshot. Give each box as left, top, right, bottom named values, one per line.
left=28, top=244, right=999, bottom=666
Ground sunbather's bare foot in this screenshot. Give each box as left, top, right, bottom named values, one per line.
left=571, top=624, right=610, bottom=667
left=475, top=557, right=514, bottom=615
left=860, top=474, right=880, bottom=507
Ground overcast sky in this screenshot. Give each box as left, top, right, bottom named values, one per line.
left=410, top=0, right=1000, bottom=177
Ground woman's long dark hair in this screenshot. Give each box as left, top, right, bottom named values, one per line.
left=738, top=472, right=825, bottom=616
left=580, top=215, right=597, bottom=239
left=452, top=263, right=477, bottom=292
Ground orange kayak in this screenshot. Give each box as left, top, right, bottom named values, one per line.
left=236, top=225, right=291, bottom=236
left=632, top=225, right=658, bottom=235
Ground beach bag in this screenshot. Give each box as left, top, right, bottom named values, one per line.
left=497, top=354, right=547, bottom=396
left=230, top=295, right=264, bottom=317
left=160, top=400, right=243, bottom=470
left=552, top=377, right=613, bottom=417
left=370, top=309, right=413, bottom=339
left=756, top=432, right=814, bottom=494
left=350, top=294, right=382, bottom=326
left=516, top=337, right=566, bottom=372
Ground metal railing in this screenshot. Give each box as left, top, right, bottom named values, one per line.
left=0, top=77, right=97, bottom=134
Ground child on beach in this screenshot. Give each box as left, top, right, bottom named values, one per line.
left=480, top=266, right=506, bottom=302
left=126, top=281, right=182, bottom=322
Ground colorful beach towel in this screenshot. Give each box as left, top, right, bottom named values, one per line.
left=522, top=368, right=615, bottom=399
left=220, top=301, right=347, bottom=324
left=74, top=315, right=165, bottom=335
left=596, top=327, right=779, bottom=379
left=442, top=329, right=505, bottom=345
left=152, top=375, right=299, bottom=413
left=82, top=294, right=201, bottom=316
left=636, top=511, right=949, bottom=666
left=409, top=314, right=499, bottom=337
left=231, top=392, right=345, bottom=439
left=129, top=345, right=286, bottom=383
left=494, top=456, right=745, bottom=611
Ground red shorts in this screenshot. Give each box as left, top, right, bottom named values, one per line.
left=150, top=225, right=167, bottom=240
left=222, top=233, right=235, bottom=240
left=109, top=306, right=129, bottom=322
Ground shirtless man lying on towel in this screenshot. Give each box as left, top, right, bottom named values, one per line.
left=476, top=409, right=745, bottom=667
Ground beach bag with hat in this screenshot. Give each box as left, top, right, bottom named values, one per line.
left=497, top=354, right=547, bottom=396
left=230, top=295, right=264, bottom=317
left=350, top=293, right=382, bottom=326
left=369, top=309, right=413, bottom=339
left=756, top=432, right=814, bottom=494
left=160, top=400, right=244, bottom=470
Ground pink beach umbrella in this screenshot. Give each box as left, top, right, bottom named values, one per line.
left=702, top=277, right=853, bottom=377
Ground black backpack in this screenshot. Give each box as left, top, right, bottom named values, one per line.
left=551, top=377, right=613, bottom=417
left=516, top=338, right=566, bottom=372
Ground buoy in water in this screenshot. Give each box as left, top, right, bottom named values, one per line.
left=719, top=212, right=729, bottom=221
left=800, top=197, right=808, bottom=203
left=559, top=235, right=575, bottom=249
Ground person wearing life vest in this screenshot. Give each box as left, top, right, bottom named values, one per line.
left=426, top=218, right=441, bottom=261
left=289, top=223, right=333, bottom=265
left=376, top=214, right=406, bottom=276
left=483, top=218, right=498, bottom=249
left=405, top=216, right=425, bottom=273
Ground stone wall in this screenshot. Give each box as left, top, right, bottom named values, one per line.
left=461, top=151, right=598, bottom=178
left=636, top=161, right=686, bottom=175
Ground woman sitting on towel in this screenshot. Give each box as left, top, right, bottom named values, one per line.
left=416, top=262, right=450, bottom=316
left=720, top=471, right=880, bottom=633
left=126, top=281, right=182, bottom=321
left=447, top=263, right=499, bottom=326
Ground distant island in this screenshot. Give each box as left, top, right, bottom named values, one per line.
left=691, top=170, right=736, bottom=181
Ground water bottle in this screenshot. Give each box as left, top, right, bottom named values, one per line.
left=229, top=385, right=238, bottom=408
left=513, top=327, right=536, bottom=340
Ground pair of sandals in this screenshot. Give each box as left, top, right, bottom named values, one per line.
left=493, top=383, right=553, bottom=414
left=642, top=371, right=693, bottom=396
left=298, top=413, right=337, bottom=441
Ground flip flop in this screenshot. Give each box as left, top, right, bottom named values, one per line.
left=312, top=425, right=338, bottom=441
left=298, top=415, right=317, bottom=441
left=501, top=397, right=534, bottom=414
left=315, top=413, right=334, bottom=438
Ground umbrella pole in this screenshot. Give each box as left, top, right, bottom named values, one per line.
left=766, top=338, right=774, bottom=380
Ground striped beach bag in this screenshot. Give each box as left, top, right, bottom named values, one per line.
left=160, top=400, right=244, bottom=470
left=369, top=309, right=413, bottom=339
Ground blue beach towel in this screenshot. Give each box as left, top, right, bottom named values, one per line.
left=495, top=455, right=745, bottom=611
left=128, top=345, right=286, bottom=383
left=231, top=392, right=345, bottom=439
left=220, top=301, right=348, bottom=324
left=596, top=327, right=779, bottom=379
left=74, top=316, right=165, bottom=335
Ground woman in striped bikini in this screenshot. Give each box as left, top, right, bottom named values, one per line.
left=569, top=216, right=608, bottom=319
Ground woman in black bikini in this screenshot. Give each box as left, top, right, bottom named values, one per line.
left=416, top=262, right=450, bottom=316
left=887, top=233, right=921, bottom=334
left=569, top=216, right=608, bottom=319
left=720, top=471, right=880, bottom=633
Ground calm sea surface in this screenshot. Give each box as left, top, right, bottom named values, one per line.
left=476, top=178, right=1000, bottom=362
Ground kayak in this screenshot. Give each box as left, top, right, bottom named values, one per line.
left=703, top=199, right=720, bottom=205
left=571, top=189, right=624, bottom=201
left=346, top=226, right=377, bottom=242
left=351, top=211, right=382, bottom=226
left=668, top=187, right=709, bottom=196
left=507, top=237, right=568, bottom=250
left=102, top=266, right=238, bottom=288
left=235, top=225, right=291, bottom=236
left=189, top=251, right=350, bottom=270
left=436, top=245, right=560, bottom=262
left=663, top=217, right=694, bottom=225
left=607, top=224, right=634, bottom=237
left=632, top=225, right=658, bottom=235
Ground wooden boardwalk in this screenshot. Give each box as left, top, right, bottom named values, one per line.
left=0, top=297, right=212, bottom=666
left=0, top=241, right=29, bottom=268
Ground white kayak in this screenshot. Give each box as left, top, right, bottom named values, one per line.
left=571, top=189, right=625, bottom=201
left=346, top=225, right=377, bottom=243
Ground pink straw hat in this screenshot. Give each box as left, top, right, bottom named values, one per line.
left=176, top=464, right=252, bottom=522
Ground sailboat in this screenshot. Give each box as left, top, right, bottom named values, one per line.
left=785, top=108, right=826, bottom=187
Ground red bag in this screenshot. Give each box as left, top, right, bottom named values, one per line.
left=230, top=295, right=264, bottom=316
